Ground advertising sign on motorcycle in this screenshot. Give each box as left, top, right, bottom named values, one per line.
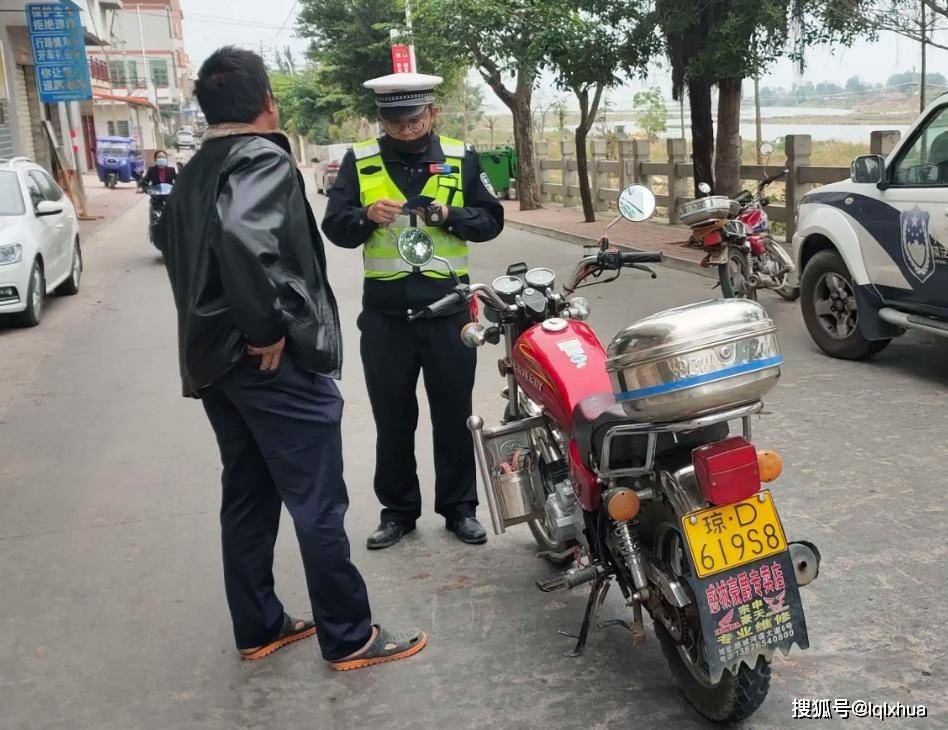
left=683, top=550, right=810, bottom=683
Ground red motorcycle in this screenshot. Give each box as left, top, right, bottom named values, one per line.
left=397, top=186, right=821, bottom=722
left=683, top=148, right=798, bottom=301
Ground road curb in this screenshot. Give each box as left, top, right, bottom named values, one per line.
left=503, top=218, right=714, bottom=279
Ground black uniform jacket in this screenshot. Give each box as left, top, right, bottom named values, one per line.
left=321, top=134, right=504, bottom=316
left=142, top=164, right=177, bottom=187
left=157, top=129, right=342, bottom=397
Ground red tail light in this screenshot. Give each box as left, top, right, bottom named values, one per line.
left=328, top=162, right=340, bottom=170
left=703, top=231, right=723, bottom=246
left=692, top=437, right=760, bottom=505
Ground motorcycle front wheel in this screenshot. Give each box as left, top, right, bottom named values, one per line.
left=652, top=515, right=771, bottom=722
left=717, top=247, right=757, bottom=301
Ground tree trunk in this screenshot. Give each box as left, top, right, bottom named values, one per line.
left=714, top=78, right=743, bottom=198
left=510, top=94, right=541, bottom=210
left=688, top=77, right=715, bottom=196
left=575, top=124, right=593, bottom=223
left=574, top=86, right=604, bottom=223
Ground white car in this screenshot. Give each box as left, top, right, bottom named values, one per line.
left=0, top=157, right=81, bottom=327
left=793, top=94, right=948, bottom=359
left=175, top=129, right=196, bottom=150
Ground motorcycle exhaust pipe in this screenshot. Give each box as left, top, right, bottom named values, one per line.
left=789, top=540, right=821, bottom=586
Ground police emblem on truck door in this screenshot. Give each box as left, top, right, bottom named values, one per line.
left=901, top=206, right=935, bottom=283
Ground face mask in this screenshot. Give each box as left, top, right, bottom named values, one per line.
left=156, top=158, right=168, bottom=168
left=387, top=131, right=432, bottom=154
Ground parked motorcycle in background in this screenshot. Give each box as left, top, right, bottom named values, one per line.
left=396, top=186, right=821, bottom=722
left=682, top=143, right=798, bottom=301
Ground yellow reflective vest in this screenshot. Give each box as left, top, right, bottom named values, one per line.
left=352, top=135, right=469, bottom=279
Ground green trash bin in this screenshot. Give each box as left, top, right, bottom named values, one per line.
left=478, top=146, right=518, bottom=200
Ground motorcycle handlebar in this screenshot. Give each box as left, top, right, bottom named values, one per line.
left=407, top=289, right=465, bottom=321
left=618, top=251, right=663, bottom=265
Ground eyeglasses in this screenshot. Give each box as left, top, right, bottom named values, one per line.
left=382, top=112, right=430, bottom=134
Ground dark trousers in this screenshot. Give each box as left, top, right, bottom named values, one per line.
left=358, top=309, right=478, bottom=525
left=200, top=356, right=372, bottom=660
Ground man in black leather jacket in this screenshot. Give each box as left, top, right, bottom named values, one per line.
left=156, top=47, right=427, bottom=670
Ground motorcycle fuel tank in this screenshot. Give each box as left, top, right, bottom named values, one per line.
left=512, top=318, right=611, bottom=431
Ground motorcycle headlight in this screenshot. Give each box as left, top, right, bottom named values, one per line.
left=0, top=243, right=22, bottom=266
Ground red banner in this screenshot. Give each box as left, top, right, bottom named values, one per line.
left=391, top=44, right=413, bottom=73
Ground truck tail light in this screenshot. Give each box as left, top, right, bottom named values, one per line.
left=692, top=437, right=760, bottom=506
left=703, top=231, right=723, bottom=246
left=328, top=162, right=340, bottom=170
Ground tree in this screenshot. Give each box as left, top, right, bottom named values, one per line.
left=546, top=3, right=652, bottom=222
left=270, top=67, right=348, bottom=143
left=551, top=94, right=570, bottom=139
left=633, top=88, right=667, bottom=139
left=532, top=87, right=554, bottom=140
left=438, top=77, right=484, bottom=142
left=416, top=0, right=574, bottom=210
left=645, top=0, right=871, bottom=196
left=296, top=0, right=465, bottom=120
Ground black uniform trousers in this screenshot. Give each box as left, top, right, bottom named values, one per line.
left=358, top=308, right=478, bottom=526
left=200, top=355, right=372, bottom=660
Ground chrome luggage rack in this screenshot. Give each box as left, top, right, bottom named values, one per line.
left=595, top=400, right=764, bottom=480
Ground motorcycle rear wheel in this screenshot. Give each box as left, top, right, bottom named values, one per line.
left=652, top=515, right=771, bottom=722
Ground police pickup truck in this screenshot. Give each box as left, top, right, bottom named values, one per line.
left=793, top=96, right=948, bottom=359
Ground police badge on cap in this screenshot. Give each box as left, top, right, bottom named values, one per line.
left=364, top=72, right=443, bottom=121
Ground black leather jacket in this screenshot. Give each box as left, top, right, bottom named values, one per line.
left=157, top=129, right=342, bottom=397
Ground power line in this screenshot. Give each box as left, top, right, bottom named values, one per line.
left=273, top=1, right=300, bottom=39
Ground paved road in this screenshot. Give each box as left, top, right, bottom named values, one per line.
left=1, top=179, right=946, bottom=729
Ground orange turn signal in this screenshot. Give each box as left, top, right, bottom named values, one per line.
left=757, top=449, right=783, bottom=483
left=606, top=488, right=640, bottom=521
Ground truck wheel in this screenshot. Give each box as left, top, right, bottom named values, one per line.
left=800, top=250, right=890, bottom=359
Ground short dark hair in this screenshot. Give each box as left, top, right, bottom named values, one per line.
left=154, top=149, right=167, bottom=158
left=194, top=46, right=271, bottom=125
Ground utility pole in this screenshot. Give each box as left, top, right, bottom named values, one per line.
left=136, top=5, right=159, bottom=146
left=462, top=78, right=469, bottom=144
left=754, top=75, right=763, bottom=164
left=679, top=95, right=685, bottom=139
left=404, top=0, right=416, bottom=71
left=920, top=0, right=927, bottom=112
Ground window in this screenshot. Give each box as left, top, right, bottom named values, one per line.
left=117, top=120, right=130, bottom=137
left=126, top=60, right=140, bottom=87
left=893, top=106, right=948, bottom=185
left=107, top=120, right=115, bottom=135
left=24, top=176, right=43, bottom=210
left=0, top=171, right=25, bottom=216
left=149, top=60, right=168, bottom=87
left=109, top=60, right=126, bottom=86
left=29, top=171, right=63, bottom=202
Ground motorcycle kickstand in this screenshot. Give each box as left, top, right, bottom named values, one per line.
left=558, top=577, right=611, bottom=658
left=598, top=599, right=647, bottom=647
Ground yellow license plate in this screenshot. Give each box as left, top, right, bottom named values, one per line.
left=681, top=491, right=788, bottom=578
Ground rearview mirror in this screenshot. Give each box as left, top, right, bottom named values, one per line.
left=35, top=200, right=63, bottom=217
left=760, top=142, right=774, bottom=157
left=396, top=227, right=435, bottom=268
left=851, top=154, right=885, bottom=184
left=697, top=182, right=712, bottom=195
left=617, top=185, right=656, bottom=222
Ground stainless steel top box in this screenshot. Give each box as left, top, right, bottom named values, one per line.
left=678, top=196, right=740, bottom=227
left=606, top=299, right=782, bottom=422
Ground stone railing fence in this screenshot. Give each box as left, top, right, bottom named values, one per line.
left=533, top=130, right=903, bottom=243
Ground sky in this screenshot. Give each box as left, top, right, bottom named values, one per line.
left=180, top=0, right=948, bottom=113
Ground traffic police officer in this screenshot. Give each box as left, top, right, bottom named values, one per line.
left=323, top=72, right=503, bottom=549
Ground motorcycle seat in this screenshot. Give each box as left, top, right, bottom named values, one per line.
left=572, top=393, right=729, bottom=471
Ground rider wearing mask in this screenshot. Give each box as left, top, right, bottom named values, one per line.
left=323, top=72, right=503, bottom=550
left=142, top=150, right=177, bottom=189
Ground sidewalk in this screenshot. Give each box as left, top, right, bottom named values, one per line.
left=501, top=201, right=711, bottom=278
left=79, top=173, right=142, bottom=237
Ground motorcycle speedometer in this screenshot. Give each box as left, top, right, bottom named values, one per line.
left=491, top=275, right=523, bottom=303
left=525, top=267, right=556, bottom=290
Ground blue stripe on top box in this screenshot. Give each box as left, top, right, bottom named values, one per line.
left=615, top=356, right=784, bottom=402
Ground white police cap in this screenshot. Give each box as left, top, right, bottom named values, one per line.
left=364, top=72, right=443, bottom=116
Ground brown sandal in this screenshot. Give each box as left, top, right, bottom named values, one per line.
left=330, top=625, right=428, bottom=671
left=239, top=613, right=316, bottom=661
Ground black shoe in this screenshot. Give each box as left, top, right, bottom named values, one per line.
left=366, top=521, right=415, bottom=550
left=446, top=516, right=487, bottom=545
